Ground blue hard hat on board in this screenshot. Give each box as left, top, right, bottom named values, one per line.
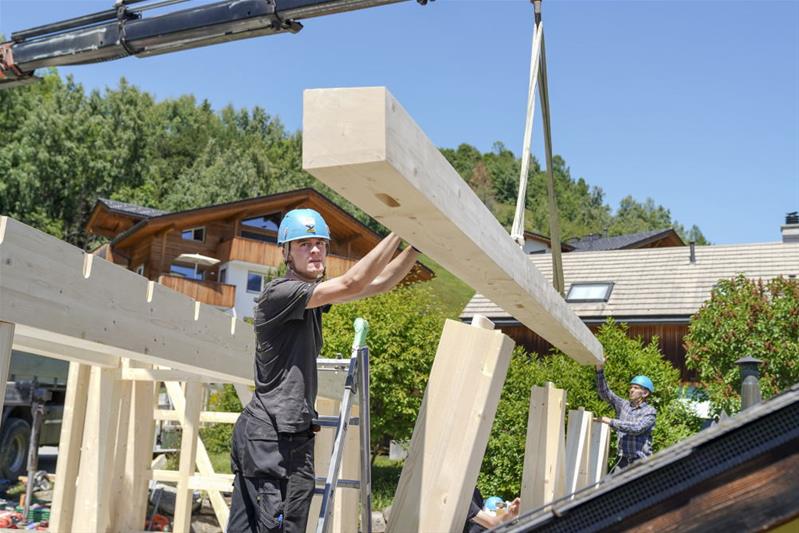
left=630, top=375, right=654, bottom=393
left=484, top=496, right=504, bottom=511
left=278, top=208, right=331, bottom=244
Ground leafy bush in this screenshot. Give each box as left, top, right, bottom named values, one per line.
left=478, top=320, right=699, bottom=499
left=199, top=384, right=243, bottom=454
left=322, top=284, right=448, bottom=454
left=685, top=275, right=799, bottom=414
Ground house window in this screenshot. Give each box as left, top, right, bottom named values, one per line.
left=566, top=282, right=614, bottom=303
left=247, top=271, right=266, bottom=293
left=219, top=267, right=227, bottom=284
left=240, top=214, right=281, bottom=243
left=135, top=264, right=145, bottom=276
left=171, top=262, right=203, bottom=281
left=181, top=227, right=206, bottom=242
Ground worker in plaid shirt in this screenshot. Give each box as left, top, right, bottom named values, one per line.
left=595, top=362, right=657, bottom=471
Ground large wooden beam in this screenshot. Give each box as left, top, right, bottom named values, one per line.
left=302, top=87, right=602, bottom=365
left=564, top=408, right=593, bottom=498
left=388, top=319, right=515, bottom=532
left=0, top=216, right=254, bottom=382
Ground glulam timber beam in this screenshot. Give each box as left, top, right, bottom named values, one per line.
left=302, top=87, right=603, bottom=365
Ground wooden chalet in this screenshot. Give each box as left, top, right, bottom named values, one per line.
left=87, top=188, right=433, bottom=320
left=462, top=225, right=799, bottom=378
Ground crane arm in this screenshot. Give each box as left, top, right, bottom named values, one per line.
left=0, top=0, right=430, bottom=89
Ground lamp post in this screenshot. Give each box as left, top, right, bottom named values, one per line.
left=735, top=356, right=763, bottom=410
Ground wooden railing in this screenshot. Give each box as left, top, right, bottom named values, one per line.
left=158, top=275, right=236, bottom=308
left=217, top=237, right=358, bottom=277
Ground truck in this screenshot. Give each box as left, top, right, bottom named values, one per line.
left=1, top=352, right=67, bottom=482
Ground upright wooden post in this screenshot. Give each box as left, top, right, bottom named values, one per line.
left=166, top=380, right=231, bottom=530
left=520, top=382, right=566, bottom=512
left=172, top=381, right=204, bottom=533
left=71, top=365, right=122, bottom=533
left=388, top=319, right=515, bottom=533
left=49, top=361, right=90, bottom=533
left=564, top=408, right=593, bottom=498
left=588, top=420, right=611, bottom=485
left=114, top=361, right=157, bottom=532
left=0, top=322, right=13, bottom=424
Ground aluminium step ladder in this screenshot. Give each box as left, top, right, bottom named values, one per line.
left=314, top=317, right=373, bottom=533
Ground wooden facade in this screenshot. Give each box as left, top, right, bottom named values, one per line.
left=502, top=322, right=694, bottom=379
left=87, top=189, right=434, bottom=309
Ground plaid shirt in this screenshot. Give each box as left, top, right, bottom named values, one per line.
left=596, top=369, right=656, bottom=460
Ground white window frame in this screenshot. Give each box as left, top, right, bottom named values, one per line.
left=566, top=282, right=615, bottom=303
left=246, top=271, right=266, bottom=294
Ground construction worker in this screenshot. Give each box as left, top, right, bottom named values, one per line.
left=464, top=488, right=521, bottom=532
left=595, top=362, right=657, bottom=472
left=228, top=208, right=419, bottom=533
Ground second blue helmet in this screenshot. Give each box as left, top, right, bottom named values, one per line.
left=278, top=208, right=331, bottom=244
left=630, top=375, right=654, bottom=393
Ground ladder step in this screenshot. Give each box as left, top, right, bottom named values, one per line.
left=314, top=416, right=359, bottom=427
left=315, top=477, right=360, bottom=490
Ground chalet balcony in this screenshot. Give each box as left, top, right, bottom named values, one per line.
left=216, top=236, right=358, bottom=277
left=158, top=274, right=236, bottom=308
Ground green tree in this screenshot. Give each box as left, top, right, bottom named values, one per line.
left=321, top=285, right=449, bottom=456
left=479, top=320, right=699, bottom=499
left=685, top=275, right=799, bottom=414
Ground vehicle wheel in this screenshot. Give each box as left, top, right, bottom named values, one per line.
left=0, top=418, right=31, bottom=481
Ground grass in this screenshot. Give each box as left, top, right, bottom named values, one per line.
left=372, top=455, right=403, bottom=510
left=418, top=254, right=475, bottom=318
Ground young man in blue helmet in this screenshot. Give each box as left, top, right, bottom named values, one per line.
left=595, top=362, right=657, bottom=472
left=228, top=208, right=419, bottom=532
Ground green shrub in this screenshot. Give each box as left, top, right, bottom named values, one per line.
left=478, top=319, right=699, bottom=499
left=685, top=275, right=799, bottom=414
left=322, top=284, right=448, bottom=454
left=199, top=384, right=243, bottom=454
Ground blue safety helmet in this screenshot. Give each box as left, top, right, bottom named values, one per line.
left=278, top=208, right=330, bottom=245
left=484, top=496, right=505, bottom=511
left=630, top=375, right=654, bottom=394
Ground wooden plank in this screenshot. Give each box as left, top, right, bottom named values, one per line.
left=172, top=381, right=204, bottom=533
left=114, top=361, right=157, bottom=532
left=123, top=368, right=223, bottom=383
left=388, top=319, right=515, bottom=533
left=50, top=362, right=90, bottom=533
left=588, top=420, right=610, bottom=485
left=564, top=408, right=592, bottom=498
left=11, top=324, right=120, bottom=368
left=108, top=370, right=134, bottom=532
left=302, top=87, right=602, bottom=365
left=0, top=323, right=13, bottom=426
left=520, top=382, right=566, bottom=512
left=0, top=216, right=254, bottom=383
left=165, top=382, right=231, bottom=531
left=154, top=409, right=240, bottom=424
left=334, top=402, right=360, bottom=533
left=71, top=366, right=122, bottom=533
left=307, top=397, right=336, bottom=533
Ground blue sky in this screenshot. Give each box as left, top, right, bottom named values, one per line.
left=2, top=0, right=797, bottom=244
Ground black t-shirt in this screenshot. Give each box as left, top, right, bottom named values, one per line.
left=247, top=277, right=327, bottom=433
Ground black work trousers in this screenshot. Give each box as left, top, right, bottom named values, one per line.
left=228, top=412, right=316, bottom=532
